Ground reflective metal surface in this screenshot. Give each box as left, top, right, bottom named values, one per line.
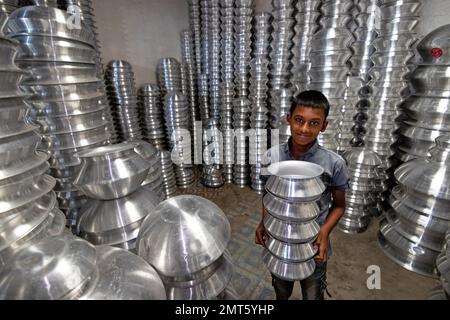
left=262, top=249, right=316, bottom=281
left=74, top=143, right=151, bottom=200
left=0, top=234, right=97, bottom=300
left=137, top=195, right=231, bottom=277
left=264, top=213, right=320, bottom=243
left=79, top=246, right=166, bottom=300
left=77, top=187, right=161, bottom=246
left=263, top=192, right=319, bottom=222
left=265, top=161, right=325, bottom=201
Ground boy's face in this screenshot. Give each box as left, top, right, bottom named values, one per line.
left=287, top=105, right=328, bottom=147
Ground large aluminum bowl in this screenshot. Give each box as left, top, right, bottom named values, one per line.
left=74, top=143, right=151, bottom=200
left=79, top=246, right=166, bottom=300
left=265, top=161, right=326, bottom=201
left=77, top=187, right=161, bottom=246
left=0, top=234, right=97, bottom=299
left=136, top=195, right=231, bottom=277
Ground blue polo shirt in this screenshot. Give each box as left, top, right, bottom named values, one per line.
left=261, top=139, right=350, bottom=257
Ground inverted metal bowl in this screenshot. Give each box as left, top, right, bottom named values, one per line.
left=0, top=234, right=97, bottom=300
left=262, top=249, right=316, bottom=281
left=35, top=109, right=106, bottom=134
left=136, top=195, right=231, bottom=277
left=29, top=95, right=107, bottom=117
left=263, top=193, right=319, bottom=222
left=14, top=35, right=98, bottom=64
left=265, top=236, right=317, bottom=262
left=74, top=143, right=150, bottom=200
left=410, top=65, right=450, bottom=97
left=265, top=161, right=325, bottom=201
left=77, top=187, right=161, bottom=245
left=378, top=218, right=439, bottom=277
left=164, top=254, right=233, bottom=300
left=19, top=61, right=99, bottom=85
left=8, top=7, right=95, bottom=46
left=264, top=213, right=320, bottom=243
left=416, top=24, right=450, bottom=65
left=79, top=246, right=166, bottom=300
left=395, top=158, right=450, bottom=200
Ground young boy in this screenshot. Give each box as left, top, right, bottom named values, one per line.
left=255, top=90, right=349, bottom=300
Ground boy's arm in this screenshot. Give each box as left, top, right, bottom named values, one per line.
left=314, top=188, right=346, bottom=262
left=255, top=193, right=269, bottom=246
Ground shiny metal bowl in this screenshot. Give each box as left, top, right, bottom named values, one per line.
left=0, top=234, right=97, bottom=300
left=79, top=246, right=166, bottom=300
left=77, top=187, right=161, bottom=245
left=264, top=213, right=320, bottom=243
left=265, top=161, right=325, bottom=201
left=262, top=249, right=316, bottom=281
left=164, top=254, right=233, bottom=300
left=265, top=236, right=317, bottom=262
left=74, top=143, right=151, bottom=200
left=137, top=195, right=231, bottom=277
left=263, top=192, right=320, bottom=222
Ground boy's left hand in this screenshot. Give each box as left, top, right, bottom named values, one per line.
left=314, top=228, right=329, bottom=262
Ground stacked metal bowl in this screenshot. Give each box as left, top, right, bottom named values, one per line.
left=134, top=140, right=164, bottom=200
left=269, top=87, right=292, bottom=145
left=249, top=12, right=271, bottom=193
left=0, top=33, right=66, bottom=269
left=233, top=97, right=251, bottom=187
left=208, top=0, right=221, bottom=121
left=159, top=150, right=178, bottom=198
left=137, top=195, right=233, bottom=300
left=187, top=0, right=202, bottom=80
left=309, top=0, right=355, bottom=153
left=234, top=0, right=254, bottom=99
left=395, top=24, right=450, bottom=165
left=105, top=60, right=142, bottom=142
left=75, top=142, right=162, bottom=251
left=137, top=84, right=167, bottom=150
left=292, top=0, right=321, bottom=94
left=200, top=0, right=210, bottom=78
left=0, top=0, right=19, bottom=16
left=198, top=72, right=210, bottom=123
left=202, top=118, right=224, bottom=188
left=7, top=6, right=112, bottom=228
left=220, top=0, right=235, bottom=183
left=0, top=234, right=167, bottom=300
left=379, top=135, right=450, bottom=277
left=339, top=148, right=383, bottom=234
left=429, top=230, right=450, bottom=300
left=365, top=0, right=421, bottom=168
left=164, top=92, right=194, bottom=188
left=180, top=30, right=199, bottom=131
left=157, top=57, right=183, bottom=96
left=59, top=0, right=103, bottom=74
left=269, top=0, right=294, bottom=94
left=262, top=161, right=325, bottom=281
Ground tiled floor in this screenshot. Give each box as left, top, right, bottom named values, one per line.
left=177, top=179, right=439, bottom=300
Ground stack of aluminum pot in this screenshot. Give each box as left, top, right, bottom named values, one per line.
left=309, top=0, right=355, bottom=153
left=339, top=148, right=383, bottom=233
left=220, top=0, right=235, bottom=184
left=428, top=230, right=450, bottom=300
left=379, top=135, right=450, bottom=277
left=137, top=195, right=234, bottom=300
left=75, top=142, right=162, bottom=252
left=0, top=27, right=65, bottom=269
left=8, top=5, right=112, bottom=229
left=291, top=0, right=321, bottom=94
left=249, top=12, right=271, bottom=193
left=262, top=161, right=325, bottom=281
left=105, top=60, right=143, bottom=142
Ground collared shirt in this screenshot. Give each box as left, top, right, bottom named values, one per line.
left=261, top=139, right=350, bottom=257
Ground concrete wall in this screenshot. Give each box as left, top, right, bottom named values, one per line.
left=92, top=0, right=450, bottom=87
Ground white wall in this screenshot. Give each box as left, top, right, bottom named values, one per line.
left=92, top=0, right=450, bottom=87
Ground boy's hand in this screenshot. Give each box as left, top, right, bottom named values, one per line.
left=314, top=228, right=329, bottom=262
left=255, top=221, right=268, bottom=246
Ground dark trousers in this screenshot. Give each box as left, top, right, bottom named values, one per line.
left=271, top=261, right=328, bottom=300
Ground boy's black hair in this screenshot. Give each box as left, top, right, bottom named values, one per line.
left=290, top=90, right=330, bottom=119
